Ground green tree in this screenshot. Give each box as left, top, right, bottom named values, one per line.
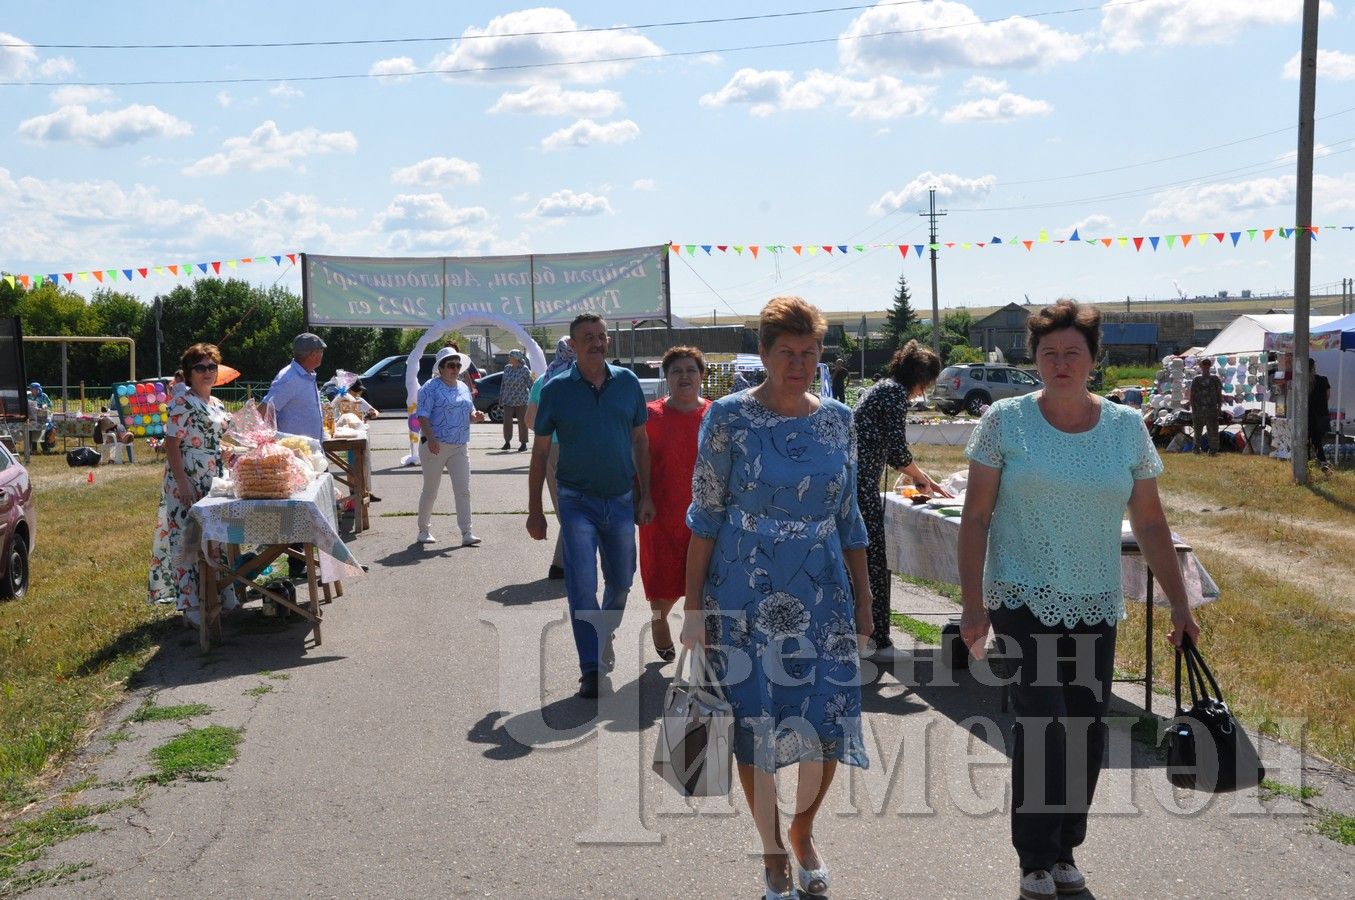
left=880, top=273, right=918, bottom=350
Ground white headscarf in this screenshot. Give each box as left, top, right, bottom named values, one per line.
left=544, top=336, right=576, bottom=381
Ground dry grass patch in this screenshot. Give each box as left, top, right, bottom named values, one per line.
left=0, top=455, right=170, bottom=812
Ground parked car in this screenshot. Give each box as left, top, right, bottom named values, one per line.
left=932, top=364, right=1042, bottom=415
left=349, top=355, right=481, bottom=410
left=0, top=440, right=35, bottom=599
left=473, top=372, right=504, bottom=422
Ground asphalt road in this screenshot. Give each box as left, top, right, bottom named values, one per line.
left=28, top=417, right=1355, bottom=898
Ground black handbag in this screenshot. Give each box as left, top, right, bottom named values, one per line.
left=1165, top=634, right=1264, bottom=792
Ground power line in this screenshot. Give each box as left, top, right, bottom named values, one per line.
left=951, top=142, right=1355, bottom=215
left=0, top=1, right=1145, bottom=88
left=1, top=1, right=933, bottom=50
left=999, top=105, right=1355, bottom=187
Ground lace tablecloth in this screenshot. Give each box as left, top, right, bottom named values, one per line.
left=180, top=472, right=364, bottom=583
left=881, top=493, right=1218, bottom=606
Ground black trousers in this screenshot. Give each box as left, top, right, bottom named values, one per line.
left=990, top=604, right=1116, bottom=872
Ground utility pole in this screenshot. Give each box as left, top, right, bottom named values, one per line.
left=1292, top=0, right=1319, bottom=485
left=919, top=187, right=947, bottom=358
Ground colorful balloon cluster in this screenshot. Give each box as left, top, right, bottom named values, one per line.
left=115, top=381, right=170, bottom=436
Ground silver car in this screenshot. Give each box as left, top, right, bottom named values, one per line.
left=932, top=364, right=1042, bottom=415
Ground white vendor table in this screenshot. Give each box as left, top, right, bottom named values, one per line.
left=181, top=473, right=364, bottom=651
left=882, top=492, right=1219, bottom=708
left=906, top=420, right=977, bottom=446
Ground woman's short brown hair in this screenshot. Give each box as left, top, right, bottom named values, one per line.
left=886, top=339, right=942, bottom=390
left=661, top=345, right=705, bottom=376
left=1026, top=299, right=1101, bottom=359
left=759, top=296, right=827, bottom=351
left=180, top=342, right=222, bottom=373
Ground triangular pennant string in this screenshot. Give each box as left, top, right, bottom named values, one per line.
left=1132, top=237, right=1144, bottom=252
left=1230, top=232, right=1241, bottom=246
left=1181, top=234, right=1192, bottom=247
left=1150, top=236, right=1160, bottom=251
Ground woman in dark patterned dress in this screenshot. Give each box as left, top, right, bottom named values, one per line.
left=852, top=340, right=946, bottom=655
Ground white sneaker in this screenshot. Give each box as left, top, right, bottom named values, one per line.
left=417, top=530, right=437, bottom=544
left=1019, top=870, right=1056, bottom=900
left=461, top=533, right=482, bottom=547
left=1051, top=862, right=1086, bottom=894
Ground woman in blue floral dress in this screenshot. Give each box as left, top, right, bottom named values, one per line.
left=682, top=296, right=871, bottom=900
left=148, top=343, right=232, bottom=625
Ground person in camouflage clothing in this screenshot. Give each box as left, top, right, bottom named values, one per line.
left=1189, top=357, right=1224, bottom=455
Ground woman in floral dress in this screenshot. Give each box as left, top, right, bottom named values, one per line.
left=682, top=297, right=871, bottom=900
left=148, top=343, right=231, bottom=625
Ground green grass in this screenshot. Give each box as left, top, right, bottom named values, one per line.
left=1259, top=779, right=1322, bottom=802
left=243, top=684, right=272, bottom=698
left=0, top=804, right=101, bottom=894
left=1317, top=810, right=1355, bottom=845
left=0, top=455, right=170, bottom=811
left=898, top=573, right=961, bottom=604
left=1103, top=364, right=1158, bottom=387
left=148, top=726, right=242, bottom=783
left=257, top=671, right=289, bottom=681
left=126, top=702, right=212, bottom=724
left=104, top=729, right=132, bottom=746
left=889, top=613, right=942, bottom=644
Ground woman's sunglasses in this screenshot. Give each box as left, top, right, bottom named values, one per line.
left=440, top=360, right=462, bottom=369
left=191, top=363, right=219, bottom=374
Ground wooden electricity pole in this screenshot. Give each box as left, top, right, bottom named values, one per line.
left=1292, top=0, right=1320, bottom=485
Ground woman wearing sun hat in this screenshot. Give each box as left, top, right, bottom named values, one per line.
left=415, top=347, right=487, bottom=546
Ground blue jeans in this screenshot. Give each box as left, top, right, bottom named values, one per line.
left=557, top=486, right=636, bottom=675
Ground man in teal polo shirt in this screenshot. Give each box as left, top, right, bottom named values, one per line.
left=527, top=313, right=655, bottom=699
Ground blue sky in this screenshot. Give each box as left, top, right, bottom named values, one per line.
left=2, top=1, right=1355, bottom=321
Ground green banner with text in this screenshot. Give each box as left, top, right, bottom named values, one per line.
left=303, top=245, right=669, bottom=328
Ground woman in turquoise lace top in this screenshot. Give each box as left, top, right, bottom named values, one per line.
left=958, top=300, right=1200, bottom=900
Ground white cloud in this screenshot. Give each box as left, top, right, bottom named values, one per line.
left=631, top=178, right=657, bottom=191
left=373, top=193, right=489, bottom=231
left=18, top=103, right=192, bottom=148
left=269, top=82, right=304, bottom=99
left=1103, top=0, right=1334, bottom=53
left=942, top=91, right=1052, bottom=123
left=183, top=120, right=357, bottom=176
left=1283, top=48, right=1355, bottom=81
left=430, top=8, right=662, bottom=84
left=0, top=33, right=73, bottom=80
left=963, top=76, right=1008, bottom=95
left=0, top=33, right=38, bottom=79
left=1275, top=143, right=1333, bottom=163
left=540, top=118, right=639, bottom=150
left=870, top=171, right=996, bottom=215
left=488, top=84, right=624, bottom=117
left=37, top=57, right=75, bottom=78
left=216, top=90, right=234, bottom=108
left=390, top=156, right=482, bottom=188
left=840, top=1, right=1086, bottom=75
left=49, top=86, right=113, bottom=106
left=1142, top=176, right=1294, bottom=223
left=0, top=166, right=360, bottom=262
left=528, top=189, right=613, bottom=217
left=370, top=56, right=418, bottom=81
left=700, top=68, right=933, bottom=119
left=1065, top=214, right=1114, bottom=236
left=699, top=68, right=792, bottom=116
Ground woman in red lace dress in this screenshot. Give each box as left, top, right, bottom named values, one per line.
left=639, top=346, right=711, bottom=662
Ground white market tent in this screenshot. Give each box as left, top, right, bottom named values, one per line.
left=1202, top=314, right=1340, bottom=356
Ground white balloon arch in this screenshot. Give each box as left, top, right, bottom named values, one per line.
left=400, top=310, right=550, bottom=465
